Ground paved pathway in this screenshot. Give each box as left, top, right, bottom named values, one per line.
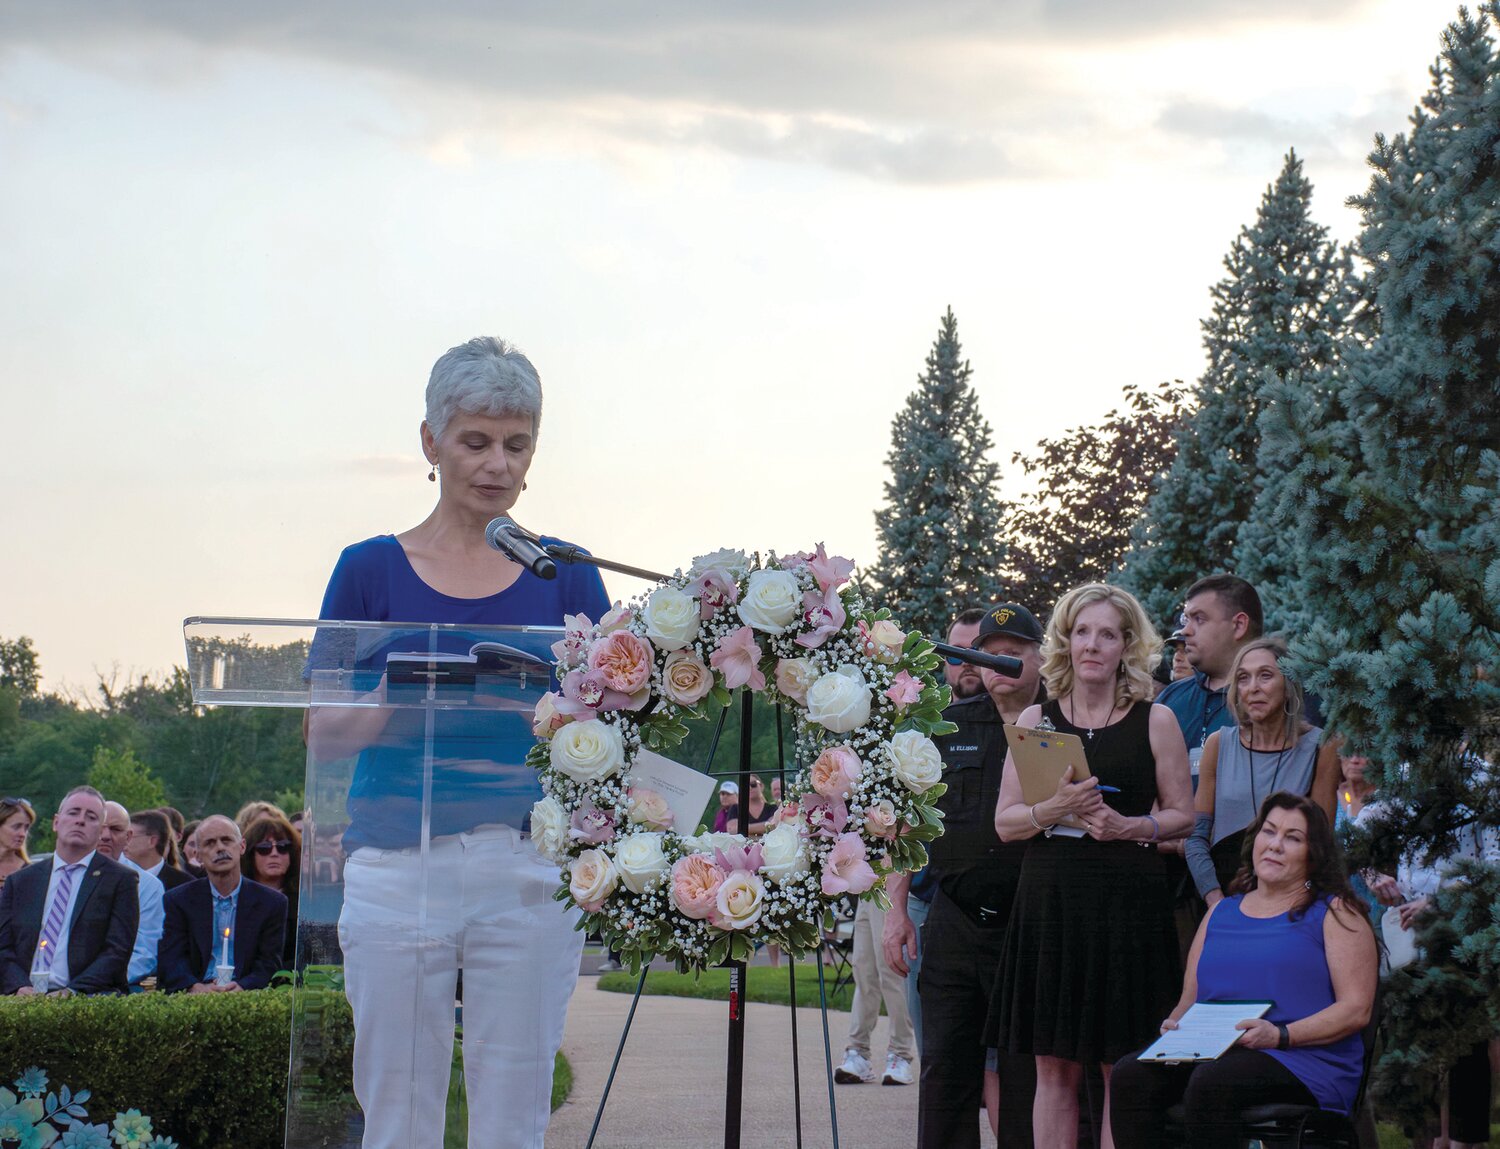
left=549, top=971, right=998, bottom=1149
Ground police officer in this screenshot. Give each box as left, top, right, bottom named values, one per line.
left=884, top=602, right=1044, bottom=1149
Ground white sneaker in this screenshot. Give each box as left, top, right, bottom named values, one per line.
left=834, top=1049, right=876, bottom=1084
left=882, top=1053, right=915, bottom=1086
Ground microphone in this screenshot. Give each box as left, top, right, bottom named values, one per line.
left=931, top=640, right=1023, bottom=679
left=484, top=516, right=557, bottom=580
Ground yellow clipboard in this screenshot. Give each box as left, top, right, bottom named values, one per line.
left=1003, top=724, right=1095, bottom=833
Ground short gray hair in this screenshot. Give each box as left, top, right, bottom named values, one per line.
left=425, top=337, right=543, bottom=442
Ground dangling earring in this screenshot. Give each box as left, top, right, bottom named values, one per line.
left=428, top=463, right=437, bottom=483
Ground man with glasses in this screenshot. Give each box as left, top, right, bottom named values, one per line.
left=886, top=602, right=1046, bottom=1149
left=944, top=608, right=988, bottom=703
left=158, top=815, right=287, bottom=992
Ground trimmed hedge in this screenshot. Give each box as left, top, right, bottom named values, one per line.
left=1, top=986, right=572, bottom=1149
left=0, top=987, right=349, bottom=1149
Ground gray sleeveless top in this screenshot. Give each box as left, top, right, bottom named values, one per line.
left=1210, top=724, right=1322, bottom=845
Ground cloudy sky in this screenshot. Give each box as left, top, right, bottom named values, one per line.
left=0, top=0, right=1456, bottom=692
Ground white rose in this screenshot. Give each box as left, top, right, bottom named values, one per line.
left=690, top=548, right=751, bottom=580
left=549, top=719, right=625, bottom=784
left=682, top=831, right=745, bottom=854
left=805, top=665, right=872, bottom=733
left=569, top=848, right=619, bottom=909
left=615, top=832, right=670, bottom=893
left=627, top=787, right=675, bottom=831
left=774, top=657, right=819, bottom=706
left=530, top=797, right=570, bottom=863
left=715, top=870, right=767, bottom=930
left=736, top=569, right=803, bottom=634
left=759, top=823, right=811, bottom=883
left=642, top=586, right=700, bottom=651
left=888, top=729, right=944, bottom=793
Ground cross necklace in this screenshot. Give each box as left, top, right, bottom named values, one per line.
left=1069, top=695, right=1119, bottom=741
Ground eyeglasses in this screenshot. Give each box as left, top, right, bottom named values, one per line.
left=749, top=781, right=762, bottom=789
left=945, top=655, right=966, bottom=666
left=253, top=839, right=294, bottom=856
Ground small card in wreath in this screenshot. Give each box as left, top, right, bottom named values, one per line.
left=527, top=545, right=954, bottom=973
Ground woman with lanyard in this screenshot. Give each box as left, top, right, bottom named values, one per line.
left=1186, top=636, right=1339, bottom=908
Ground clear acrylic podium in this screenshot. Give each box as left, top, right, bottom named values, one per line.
left=184, top=617, right=574, bottom=1149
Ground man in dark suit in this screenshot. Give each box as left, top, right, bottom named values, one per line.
left=125, top=808, right=193, bottom=890
left=158, top=815, right=287, bottom=992
left=0, top=786, right=139, bottom=996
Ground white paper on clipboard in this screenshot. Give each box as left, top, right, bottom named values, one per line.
left=1138, top=1000, right=1274, bottom=1063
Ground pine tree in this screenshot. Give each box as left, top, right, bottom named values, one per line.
left=1007, top=380, right=1187, bottom=611
left=869, top=307, right=1007, bottom=638
left=1119, top=151, right=1356, bottom=631
left=1261, top=5, right=1500, bottom=1129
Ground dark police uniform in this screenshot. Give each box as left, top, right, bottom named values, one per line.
left=917, top=694, right=1035, bottom=1149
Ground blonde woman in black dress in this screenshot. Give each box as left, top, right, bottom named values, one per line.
left=990, top=584, right=1194, bottom=1149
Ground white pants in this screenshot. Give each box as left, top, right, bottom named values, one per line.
left=846, top=899, right=916, bottom=1060
left=338, top=826, right=584, bottom=1149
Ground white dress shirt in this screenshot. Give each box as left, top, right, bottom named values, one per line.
left=39, top=850, right=97, bottom=989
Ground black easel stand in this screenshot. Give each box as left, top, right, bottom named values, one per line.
left=550, top=547, right=841, bottom=1149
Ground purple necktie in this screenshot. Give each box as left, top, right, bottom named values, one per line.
left=38, top=863, right=81, bottom=968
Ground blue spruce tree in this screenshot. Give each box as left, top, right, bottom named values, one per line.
left=1119, top=151, right=1356, bottom=630
left=870, top=307, right=1006, bottom=638
left=1260, top=4, right=1500, bottom=1129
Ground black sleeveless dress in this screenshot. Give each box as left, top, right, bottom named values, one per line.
left=985, top=699, right=1181, bottom=1064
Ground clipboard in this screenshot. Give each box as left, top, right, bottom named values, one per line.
left=1004, top=724, right=1095, bottom=834
left=1138, top=1000, right=1273, bottom=1063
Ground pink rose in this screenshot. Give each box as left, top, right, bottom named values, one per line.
left=800, top=792, right=849, bottom=839
left=570, top=804, right=616, bottom=845
left=670, top=854, right=726, bottom=920
left=599, top=605, right=634, bottom=633
left=710, top=626, right=766, bottom=691
left=662, top=649, right=714, bottom=706
left=863, top=799, right=898, bottom=839
left=809, top=744, right=862, bottom=800
left=627, top=787, right=675, bottom=831
left=884, top=670, right=922, bottom=708
left=589, top=631, right=656, bottom=694
left=821, top=832, right=877, bottom=896
left=794, top=589, right=847, bottom=650
left=691, top=569, right=741, bottom=620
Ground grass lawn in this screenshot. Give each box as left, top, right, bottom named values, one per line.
left=597, top=960, right=862, bottom=1013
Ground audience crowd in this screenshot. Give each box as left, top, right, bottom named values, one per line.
left=0, top=790, right=302, bottom=997
left=0, top=570, right=1491, bottom=1148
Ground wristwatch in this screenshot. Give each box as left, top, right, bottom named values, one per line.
left=1276, top=1023, right=1291, bottom=1050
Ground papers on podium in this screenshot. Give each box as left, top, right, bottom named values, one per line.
left=1138, top=1001, right=1274, bottom=1063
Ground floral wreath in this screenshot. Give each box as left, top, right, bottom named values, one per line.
left=527, top=546, right=955, bottom=972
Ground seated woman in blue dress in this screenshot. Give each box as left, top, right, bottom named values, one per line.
left=1109, top=791, right=1378, bottom=1149
left=312, top=337, right=609, bottom=1149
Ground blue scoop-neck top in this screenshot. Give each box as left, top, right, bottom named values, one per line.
left=1195, top=894, right=1365, bottom=1114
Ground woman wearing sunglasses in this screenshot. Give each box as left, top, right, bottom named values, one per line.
left=242, top=812, right=301, bottom=970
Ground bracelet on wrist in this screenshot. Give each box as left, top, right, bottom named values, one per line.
left=1276, top=1023, right=1291, bottom=1050
left=1028, top=804, right=1055, bottom=838
left=1143, top=814, right=1160, bottom=842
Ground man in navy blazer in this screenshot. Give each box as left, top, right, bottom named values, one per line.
left=0, top=786, right=139, bottom=996
left=158, top=815, right=287, bottom=992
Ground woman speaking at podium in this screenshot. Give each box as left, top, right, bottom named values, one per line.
left=315, top=337, right=608, bottom=1149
